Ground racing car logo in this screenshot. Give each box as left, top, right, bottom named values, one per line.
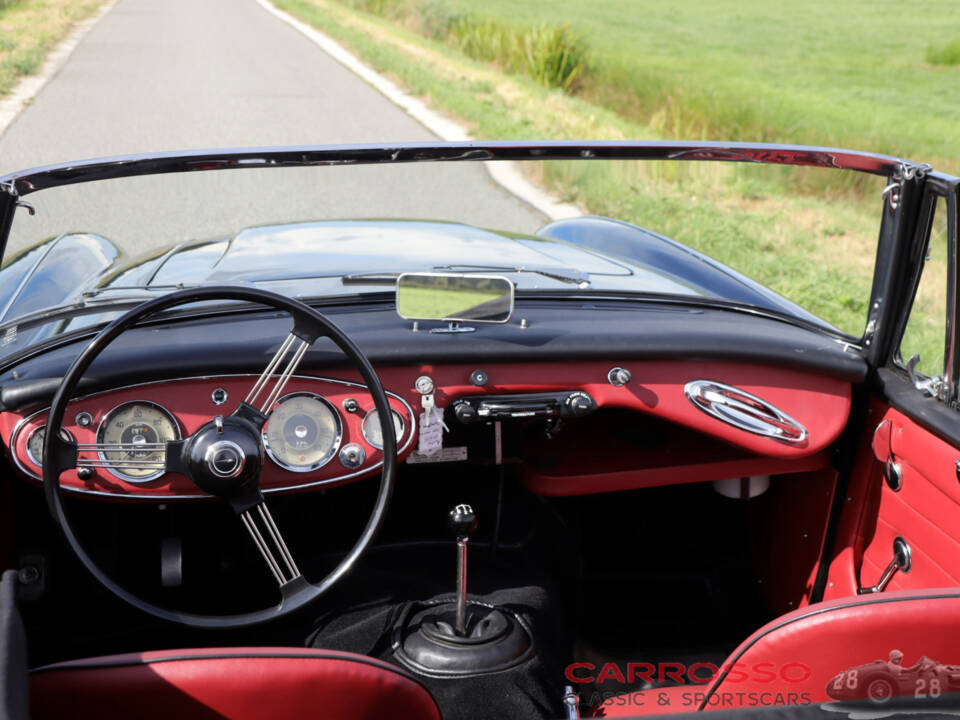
left=826, top=650, right=960, bottom=704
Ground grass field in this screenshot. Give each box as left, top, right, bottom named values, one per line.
left=276, top=0, right=910, bottom=338
left=0, top=0, right=106, bottom=100
left=438, top=0, right=960, bottom=175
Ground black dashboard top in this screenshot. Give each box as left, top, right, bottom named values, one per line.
left=0, top=299, right=866, bottom=412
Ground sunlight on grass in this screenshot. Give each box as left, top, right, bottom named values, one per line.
left=0, top=0, right=105, bottom=99
left=275, top=0, right=895, bottom=337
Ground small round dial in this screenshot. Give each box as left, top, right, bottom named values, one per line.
left=263, top=393, right=341, bottom=472
left=26, top=426, right=73, bottom=468
left=361, top=409, right=404, bottom=449
left=97, top=402, right=180, bottom=482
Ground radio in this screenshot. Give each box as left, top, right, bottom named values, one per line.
left=451, top=391, right=597, bottom=424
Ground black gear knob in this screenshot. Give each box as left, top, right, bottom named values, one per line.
left=448, top=504, right=477, bottom=539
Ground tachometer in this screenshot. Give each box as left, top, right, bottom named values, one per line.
left=26, top=425, right=74, bottom=467
left=361, top=409, right=404, bottom=449
left=263, top=393, right=341, bottom=472
left=97, top=401, right=180, bottom=482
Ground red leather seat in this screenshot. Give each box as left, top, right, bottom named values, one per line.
left=595, top=589, right=960, bottom=716
left=30, top=647, right=442, bottom=720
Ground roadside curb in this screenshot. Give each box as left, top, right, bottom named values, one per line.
left=256, top=0, right=580, bottom=222
left=0, top=0, right=120, bottom=139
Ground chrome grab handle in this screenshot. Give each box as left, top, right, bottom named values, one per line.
left=684, top=380, right=808, bottom=443
left=858, top=537, right=912, bottom=594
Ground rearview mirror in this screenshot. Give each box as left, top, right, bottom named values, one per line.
left=396, top=273, right=514, bottom=324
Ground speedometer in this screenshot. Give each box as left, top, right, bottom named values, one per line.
left=97, top=401, right=180, bottom=482
left=263, top=393, right=341, bottom=472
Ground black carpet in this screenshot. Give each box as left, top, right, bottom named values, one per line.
left=306, top=543, right=572, bottom=720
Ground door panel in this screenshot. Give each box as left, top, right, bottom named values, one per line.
left=863, top=402, right=960, bottom=589
left=824, top=399, right=960, bottom=598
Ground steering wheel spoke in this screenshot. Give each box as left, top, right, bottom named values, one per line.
left=240, top=502, right=302, bottom=586
left=72, top=439, right=179, bottom=475
left=244, top=332, right=312, bottom=416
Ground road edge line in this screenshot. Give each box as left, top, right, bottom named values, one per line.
left=255, top=0, right=580, bottom=222
left=0, top=0, right=120, bottom=138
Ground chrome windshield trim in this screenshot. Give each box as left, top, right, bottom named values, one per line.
left=1, top=141, right=912, bottom=198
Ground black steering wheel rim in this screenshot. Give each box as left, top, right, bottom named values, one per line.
left=42, top=285, right=397, bottom=628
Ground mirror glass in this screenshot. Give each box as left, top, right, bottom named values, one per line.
left=396, top=273, right=514, bottom=323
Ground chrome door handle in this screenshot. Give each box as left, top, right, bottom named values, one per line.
left=858, top=537, right=912, bottom=594
left=684, top=380, right=807, bottom=443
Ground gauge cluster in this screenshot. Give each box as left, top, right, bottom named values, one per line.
left=97, top=401, right=181, bottom=482
left=6, top=375, right=414, bottom=498
left=263, top=393, right=341, bottom=472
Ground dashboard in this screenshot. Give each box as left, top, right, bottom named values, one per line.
left=3, top=375, right=414, bottom=499
left=1, top=359, right=853, bottom=500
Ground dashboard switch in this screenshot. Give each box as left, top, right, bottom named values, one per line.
left=415, top=376, right=435, bottom=395
left=339, top=443, right=366, bottom=469
left=565, top=391, right=596, bottom=417
left=608, top=367, right=632, bottom=387
left=469, top=369, right=488, bottom=387
left=453, top=401, right=479, bottom=424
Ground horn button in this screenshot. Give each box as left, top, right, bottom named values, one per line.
left=183, top=417, right=264, bottom=498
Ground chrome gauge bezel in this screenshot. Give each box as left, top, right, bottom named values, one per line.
left=361, top=409, right=405, bottom=450
left=262, top=392, right=343, bottom=473
left=25, top=425, right=75, bottom=468
left=96, top=401, right=182, bottom=483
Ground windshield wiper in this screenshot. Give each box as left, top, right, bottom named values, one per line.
left=433, top=264, right=591, bottom=287
left=80, top=283, right=198, bottom=298
left=0, top=292, right=185, bottom=337
left=342, top=265, right=591, bottom=288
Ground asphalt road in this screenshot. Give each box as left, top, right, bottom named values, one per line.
left=0, top=0, right=546, bottom=258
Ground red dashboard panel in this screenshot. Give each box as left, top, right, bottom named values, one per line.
left=1, top=359, right=851, bottom=499
left=3, top=375, right=414, bottom=499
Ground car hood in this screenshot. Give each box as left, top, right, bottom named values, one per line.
left=0, top=217, right=833, bottom=350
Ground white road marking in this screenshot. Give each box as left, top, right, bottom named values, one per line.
left=0, top=0, right=120, bottom=137
left=256, top=0, right=581, bottom=222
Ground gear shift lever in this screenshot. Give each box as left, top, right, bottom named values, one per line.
left=392, top=502, right=531, bottom=675
left=448, top=503, right=477, bottom=636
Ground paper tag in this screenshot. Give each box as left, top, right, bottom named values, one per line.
left=418, top=408, right=446, bottom=455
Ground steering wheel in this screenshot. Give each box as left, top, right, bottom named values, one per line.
left=42, top=286, right=397, bottom=628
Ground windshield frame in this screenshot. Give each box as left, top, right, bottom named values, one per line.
left=0, top=140, right=929, bottom=351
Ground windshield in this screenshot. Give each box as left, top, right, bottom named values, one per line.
left=0, top=150, right=886, bottom=355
